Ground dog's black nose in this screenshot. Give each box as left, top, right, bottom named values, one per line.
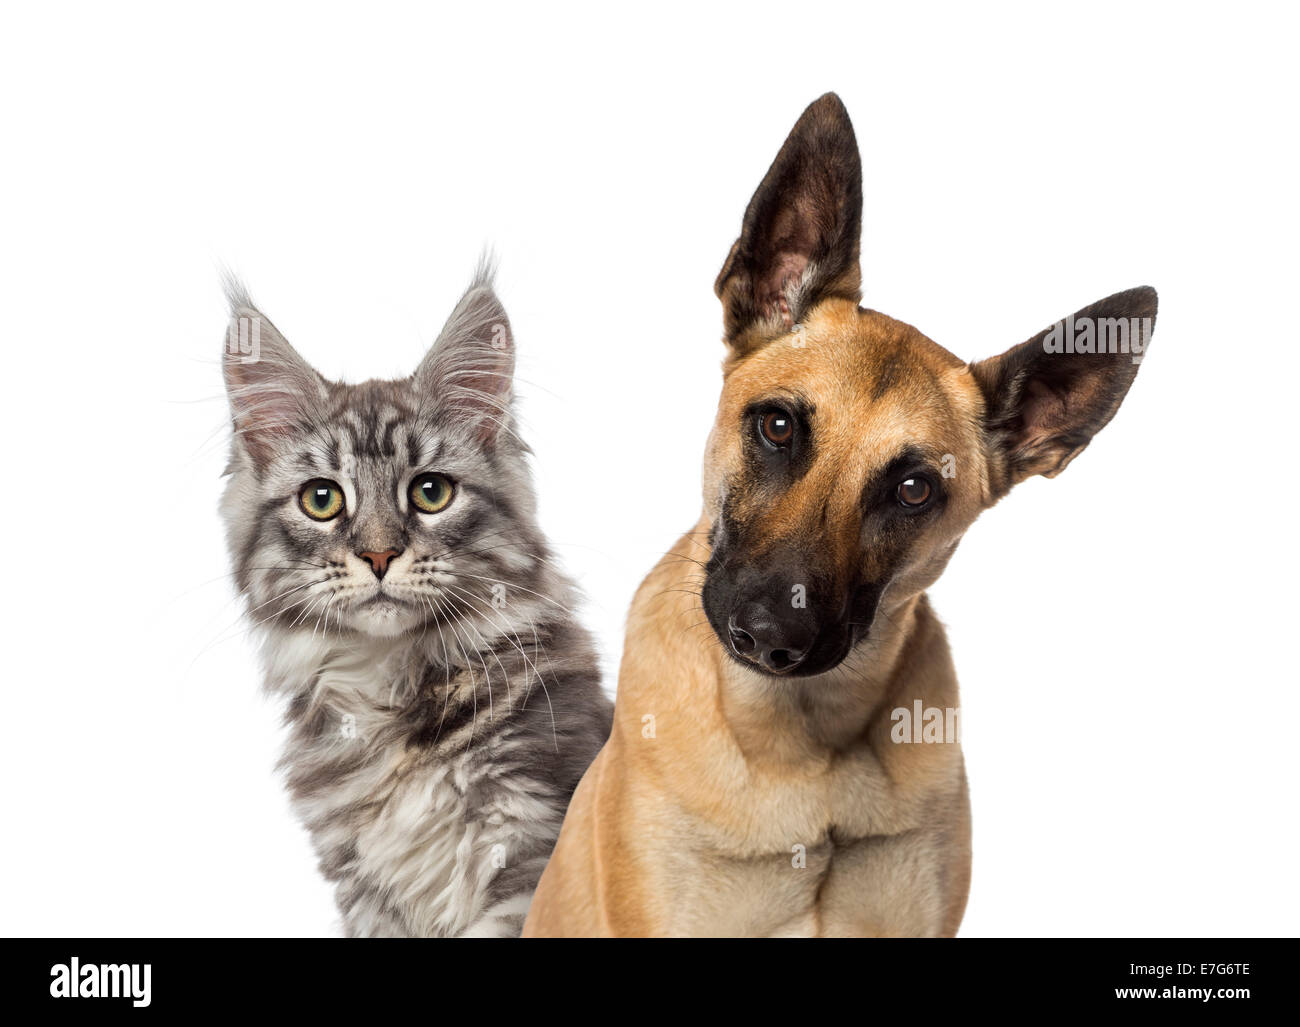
left=727, top=601, right=814, bottom=674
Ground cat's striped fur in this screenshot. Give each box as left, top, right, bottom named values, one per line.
left=220, top=265, right=611, bottom=936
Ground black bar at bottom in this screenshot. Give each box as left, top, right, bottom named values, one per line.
left=0, top=938, right=1283, bottom=1017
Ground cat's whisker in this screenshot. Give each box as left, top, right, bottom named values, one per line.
left=441, top=581, right=554, bottom=711
left=168, top=562, right=324, bottom=605
left=449, top=571, right=578, bottom=619
left=246, top=578, right=324, bottom=618
left=290, top=592, right=331, bottom=631
left=183, top=596, right=316, bottom=681
left=186, top=575, right=322, bottom=656
left=442, top=585, right=518, bottom=705
left=312, top=593, right=338, bottom=641
left=438, top=606, right=481, bottom=755
left=441, top=582, right=533, bottom=717
left=427, top=596, right=466, bottom=747
left=520, top=610, right=561, bottom=752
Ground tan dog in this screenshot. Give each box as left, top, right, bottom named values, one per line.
left=524, top=93, right=1157, bottom=937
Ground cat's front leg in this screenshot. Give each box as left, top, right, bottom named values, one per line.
left=340, top=894, right=414, bottom=938
left=459, top=890, right=534, bottom=938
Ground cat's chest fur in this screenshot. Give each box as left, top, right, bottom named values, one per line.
left=264, top=632, right=557, bottom=937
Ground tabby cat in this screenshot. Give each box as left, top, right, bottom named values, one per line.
left=219, top=265, right=611, bottom=936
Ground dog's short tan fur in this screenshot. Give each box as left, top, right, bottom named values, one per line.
left=524, top=94, right=1156, bottom=937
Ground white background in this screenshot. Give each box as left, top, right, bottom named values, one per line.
left=2, top=1, right=1296, bottom=937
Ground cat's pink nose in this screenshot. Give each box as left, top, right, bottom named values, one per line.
left=358, top=548, right=401, bottom=579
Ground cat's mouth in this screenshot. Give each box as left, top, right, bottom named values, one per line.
left=345, top=588, right=426, bottom=640
left=356, top=589, right=413, bottom=608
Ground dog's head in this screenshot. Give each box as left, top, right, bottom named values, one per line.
left=700, top=93, right=1157, bottom=678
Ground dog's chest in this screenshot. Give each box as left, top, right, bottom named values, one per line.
left=671, top=831, right=951, bottom=938
left=660, top=745, right=965, bottom=937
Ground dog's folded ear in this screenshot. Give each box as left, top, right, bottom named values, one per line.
left=970, top=286, right=1158, bottom=494
left=715, top=92, right=863, bottom=357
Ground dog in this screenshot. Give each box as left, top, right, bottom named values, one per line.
left=523, top=93, right=1157, bottom=937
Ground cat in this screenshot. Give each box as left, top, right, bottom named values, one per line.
left=219, top=263, right=612, bottom=937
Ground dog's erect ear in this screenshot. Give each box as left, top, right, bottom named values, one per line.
left=970, top=287, right=1158, bottom=495
left=714, top=92, right=863, bottom=357
left=415, top=263, right=515, bottom=446
left=222, top=281, right=329, bottom=470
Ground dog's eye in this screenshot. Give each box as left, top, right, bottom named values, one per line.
left=897, top=477, right=933, bottom=508
left=759, top=410, right=795, bottom=447
left=410, top=472, right=455, bottom=514
left=300, top=479, right=345, bottom=521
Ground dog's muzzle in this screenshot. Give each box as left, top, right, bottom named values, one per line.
left=726, top=600, right=816, bottom=674
left=702, top=555, right=873, bottom=678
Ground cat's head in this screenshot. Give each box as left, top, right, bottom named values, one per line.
left=221, top=265, right=543, bottom=641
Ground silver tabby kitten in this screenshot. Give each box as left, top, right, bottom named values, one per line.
left=219, top=265, right=611, bottom=937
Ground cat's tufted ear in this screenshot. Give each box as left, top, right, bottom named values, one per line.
left=222, top=280, right=329, bottom=470
left=714, top=92, right=863, bottom=358
left=415, top=266, right=515, bottom=446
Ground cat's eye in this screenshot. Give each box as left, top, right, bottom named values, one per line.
left=300, top=479, right=345, bottom=521
left=759, top=409, right=795, bottom=447
left=896, top=476, right=933, bottom=509
left=410, top=473, right=455, bottom=514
